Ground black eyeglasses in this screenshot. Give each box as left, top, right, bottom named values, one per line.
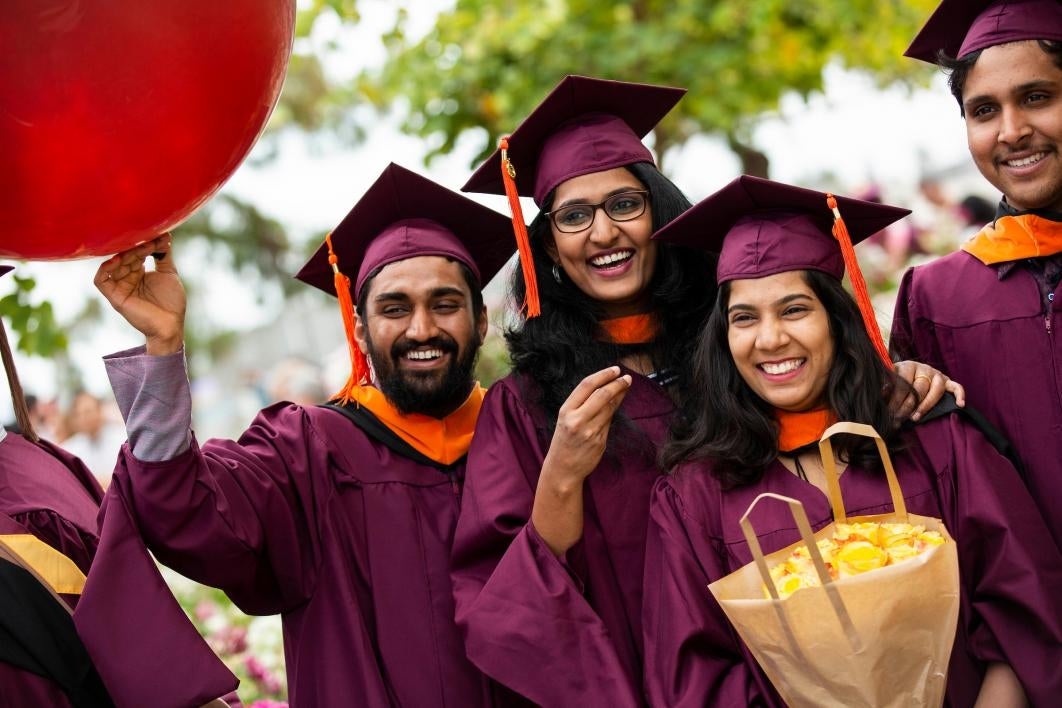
left=545, top=190, right=650, bottom=234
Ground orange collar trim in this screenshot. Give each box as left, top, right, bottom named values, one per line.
left=347, top=384, right=485, bottom=466
left=774, top=407, right=837, bottom=453
left=962, top=214, right=1062, bottom=265
left=599, top=314, right=660, bottom=344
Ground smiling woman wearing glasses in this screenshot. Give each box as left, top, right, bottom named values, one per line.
left=454, top=76, right=715, bottom=707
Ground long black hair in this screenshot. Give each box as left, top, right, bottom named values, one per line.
left=505, top=162, right=717, bottom=428
left=940, top=40, right=1062, bottom=116
left=662, top=270, right=912, bottom=486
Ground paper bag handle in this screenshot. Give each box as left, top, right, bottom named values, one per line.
left=739, top=492, right=833, bottom=600
left=739, top=492, right=863, bottom=651
left=817, top=421, right=907, bottom=524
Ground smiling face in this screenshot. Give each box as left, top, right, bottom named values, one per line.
left=355, top=255, right=486, bottom=417
left=544, top=166, right=658, bottom=318
left=726, top=270, right=835, bottom=412
left=963, top=41, right=1062, bottom=212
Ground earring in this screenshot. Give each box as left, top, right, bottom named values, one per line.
left=552, top=263, right=562, bottom=283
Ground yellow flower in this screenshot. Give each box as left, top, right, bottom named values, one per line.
left=835, top=541, right=889, bottom=577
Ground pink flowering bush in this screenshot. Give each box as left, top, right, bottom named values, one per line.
left=165, top=569, right=288, bottom=705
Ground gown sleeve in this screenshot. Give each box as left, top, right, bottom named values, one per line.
left=111, top=402, right=330, bottom=615
left=105, top=343, right=330, bottom=614
left=889, top=267, right=945, bottom=369
left=10, top=509, right=97, bottom=576
left=925, top=416, right=1062, bottom=706
left=642, top=475, right=777, bottom=708
left=450, top=380, right=641, bottom=707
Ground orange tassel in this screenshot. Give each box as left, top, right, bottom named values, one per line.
left=326, top=232, right=371, bottom=404
left=826, top=194, right=893, bottom=370
left=499, top=137, right=541, bottom=318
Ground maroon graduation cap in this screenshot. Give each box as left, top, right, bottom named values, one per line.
left=463, top=75, right=685, bottom=205
left=653, top=175, right=911, bottom=366
left=906, top=0, right=1062, bottom=63
left=296, top=163, right=514, bottom=393
left=297, top=163, right=514, bottom=298
left=462, top=75, right=685, bottom=317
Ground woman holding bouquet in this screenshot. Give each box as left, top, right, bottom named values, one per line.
left=642, top=176, right=1062, bottom=707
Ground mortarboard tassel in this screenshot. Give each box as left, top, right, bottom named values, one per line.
left=499, top=137, right=541, bottom=318
left=826, top=194, right=894, bottom=370
left=326, top=232, right=371, bottom=405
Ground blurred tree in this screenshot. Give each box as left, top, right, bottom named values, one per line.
left=359, top=0, right=938, bottom=175
left=0, top=273, right=67, bottom=359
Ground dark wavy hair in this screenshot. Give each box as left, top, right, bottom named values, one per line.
left=661, top=270, right=912, bottom=487
left=505, top=162, right=717, bottom=429
left=940, top=39, right=1062, bottom=116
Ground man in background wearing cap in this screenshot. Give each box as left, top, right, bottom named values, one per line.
left=92, top=164, right=514, bottom=706
left=892, top=0, right=1062, bottom=553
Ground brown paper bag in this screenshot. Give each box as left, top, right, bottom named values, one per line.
left=708, top=422, right=961, bottom=708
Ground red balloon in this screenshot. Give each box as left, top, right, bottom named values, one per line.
left=0, top=1, right=295, bottom=260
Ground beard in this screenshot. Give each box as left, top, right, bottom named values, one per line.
left=364, top=331, right=480, bottom=417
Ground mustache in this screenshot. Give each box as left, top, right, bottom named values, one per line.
left=390, top=335, right=459, bottom=359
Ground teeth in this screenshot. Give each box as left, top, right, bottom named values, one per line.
left=1005, top=152, right=1046, bottom=168
left=406, top=349, right=443, bottom=360
left=760, top=359, right=803, bottom=375
left=590, top=250, right=633, bottom=267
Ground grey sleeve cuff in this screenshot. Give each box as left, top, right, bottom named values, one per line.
left=104, top=345, right=193, bottom=461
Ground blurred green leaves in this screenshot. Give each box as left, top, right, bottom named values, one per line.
left=360, top=0, right=939, bottom=172
left=0, top=274, right=67, bottom=358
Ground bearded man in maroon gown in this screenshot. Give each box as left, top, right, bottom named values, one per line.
left=92, top=163, right=516, bottom=707
left=893, top=0, right=1062, bottom=548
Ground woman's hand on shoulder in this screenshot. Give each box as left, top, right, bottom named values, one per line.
left=892, top=360, right=966, bottom=422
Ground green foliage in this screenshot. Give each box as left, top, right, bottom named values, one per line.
left=0, top=274, right=67, bottom=357
left=360, top=0, right=939, bottom=170
left=175, top=194, right=295, bottom=296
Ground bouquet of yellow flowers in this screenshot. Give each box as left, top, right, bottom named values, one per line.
left=767, top=521, right=946, bottom=599
left=708, top=423, right=960, bottom=708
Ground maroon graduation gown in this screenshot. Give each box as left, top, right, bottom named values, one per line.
left=0, top=433, right=100, bottom=707
left=643, top=414, right=1062, bottom=708
left=891, top=249, right=1062, bottom=549
left=0, top=432, right=238, bottom=708
left=110, top=401, right=491, bottom=708
left=452, top=372, right=674, bottom=707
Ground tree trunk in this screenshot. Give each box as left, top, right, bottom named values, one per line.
left=726, top=134, right=770, bottom=178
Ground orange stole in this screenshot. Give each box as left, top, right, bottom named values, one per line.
left=346, top=384, right=485, bottom=466
left=962, top=213, right=1062, bottom=265
left=774, top=407, right=837, bottom=453
left=599, top=314, right=660, bottom=344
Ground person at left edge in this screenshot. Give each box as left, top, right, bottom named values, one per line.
left=1, top=262, right=237, bottom=708
left=91, top=163, right=516, bottom=707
